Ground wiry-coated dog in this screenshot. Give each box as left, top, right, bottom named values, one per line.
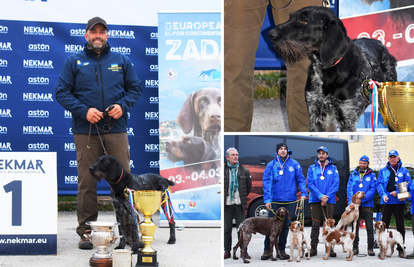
left=288, top=221, right=311, bottom=262
left=177, top=87, right=221, bottom=151
left=268, top=6, right=397, bottom=132
left=375, top=221, right=406, bottom=260
left=89, top=155, right=176, bottom=254
left=322, top=219, right=355, bottom=261
left=336, top=191, right=365, bottom=234
left=165, top=136, right=217, bottom=165
left=233, top=207, right=289, bottom=263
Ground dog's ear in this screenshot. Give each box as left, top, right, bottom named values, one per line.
left=300, top=224, right=304, bottom=232
left=177, top=92, right=195, bottom=134
left=320, top=19, right=349, bottom=67
left=352, top=193, right=356, bottom=203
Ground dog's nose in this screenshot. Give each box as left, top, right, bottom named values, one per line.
left=268, top=28, right=278, bottom=40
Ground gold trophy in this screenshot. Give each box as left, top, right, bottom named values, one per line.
left=124, top=189, right=162, bottom=266
left=361, top=80, right=414, bottom=132
left=397, top=181, right=411, bottom=200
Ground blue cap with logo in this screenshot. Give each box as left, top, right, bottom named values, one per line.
left=389, top=150, right=399, bottom=157
left=317, top=146, right=329, bottom=154
left=359, top=155, right=369, bottom=163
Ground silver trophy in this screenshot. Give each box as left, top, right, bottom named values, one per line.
left=397, top=182, right=411, bottom=200
left=85, top=221, right=122, bottom=267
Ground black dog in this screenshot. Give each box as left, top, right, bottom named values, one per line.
left=268, top=6, right=397, bottom=132
left=89, top=155, right=176, bottom=254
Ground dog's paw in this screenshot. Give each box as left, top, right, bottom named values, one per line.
left=138, top=241, right=145, bottom=248
left=115, top=244, right=125, bottom=250
left=167, top=238, right=176, bottom=244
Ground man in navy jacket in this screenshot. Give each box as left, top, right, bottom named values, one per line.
left=55, top=17, right=141, bottom=249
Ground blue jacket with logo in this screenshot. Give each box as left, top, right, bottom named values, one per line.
left=307, top=157, right=339, bottom=204
left=55, top=43, right=142, bottom=134
left=409, top=181, right=414, bottom=215
left=377, top=160, right=411, bottom=205
left=347, top=167, right=377, bottom=207
left=262, top=154, right=308, bottom=204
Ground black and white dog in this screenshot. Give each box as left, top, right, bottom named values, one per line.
left=89, top=155, right=176, bottom=253
left=268, top=6, right=397, bottom=132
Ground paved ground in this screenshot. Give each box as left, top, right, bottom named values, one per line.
left=0, top=211, right=220, bottom=267
left=251, top=98, right=289, bottom=132
left=224, top=225, right=414, bottom=267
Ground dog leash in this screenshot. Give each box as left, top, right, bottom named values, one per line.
left=295, top=199, right=305, bottom=226
left=87, top=107, right=115, bottom=155
left=268, top=199, right=300, bottom=215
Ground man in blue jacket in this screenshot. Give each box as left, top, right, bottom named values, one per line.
left=306, top=146, right=339, bottom=257
left=407, top=179, right=414, bottom=259
left=261, top=143, right=307, bottom=260
left=55, top=17, right=141, bottom=249
left=346, top=155, right=377, bottom=256
left=377, top=150, right=411, bottom=258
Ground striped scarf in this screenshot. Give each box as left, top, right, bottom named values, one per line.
left=227, top=161, right=239, bottom=204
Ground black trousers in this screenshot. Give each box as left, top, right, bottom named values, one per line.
left=224, top=204, right=245, bottom=252
left=352, top=206, right=374, bottom=248
left=382, top=204, right=406, bottom=249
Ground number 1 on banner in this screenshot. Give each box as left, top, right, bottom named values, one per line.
left=3, top=180, right=22, bottom=226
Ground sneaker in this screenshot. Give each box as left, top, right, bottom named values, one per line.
left=406, top=251, right=414, bottom=259
left=79, top=230, right=93, bottom=249
left=368, top=248, right=375, bottom=256
left=353, top=246, right=359, bottom=255
left=330, top=250, right=337, bottom=257
left=224, top=251, right=231, bottom=259
left=241, top=251, right=251, bottom=259
left=277, top=250, right=289, bottom=260
left=261, top=250, right=272, bottom=260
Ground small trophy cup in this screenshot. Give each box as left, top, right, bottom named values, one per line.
left=124, top=189, right=162, bottom=266
left=85, top=221, right=121, bottom=267
left=397, top=181, right=411, bottom=200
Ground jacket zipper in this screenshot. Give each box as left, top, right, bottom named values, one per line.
left=95, top=68, right=99, bottom=86
left=98, top=59, right=105, bottom=111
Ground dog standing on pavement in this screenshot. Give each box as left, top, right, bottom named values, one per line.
left=89, top=155, right=176, bottom=254
left=233, top=207, right=289, bottom=263
left=288, top=221, right=311, bottom=262
left=322, top=218, right=355, bottom=261
left=375, top=221, right=406, bottom=260
left=268, top=6, right=397, bottom=132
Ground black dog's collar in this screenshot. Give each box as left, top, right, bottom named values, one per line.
left=113, top=169, right=123, bottom=185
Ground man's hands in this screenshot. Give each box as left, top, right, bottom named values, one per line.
left=86, top=104, right=122, bottom=123
left=266, top=203, right=272, bottom=210
left=321, top=195, right=329, bottom=206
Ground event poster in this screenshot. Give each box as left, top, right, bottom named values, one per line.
left=158, top=12, right=221, bottom=226
left=339, top=1, right=414, bottom=131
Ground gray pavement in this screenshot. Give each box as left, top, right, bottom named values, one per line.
left=225, top=225, right=414, bottom=267
left=0, top=211, right=220, bottom=267
left=251, top=99, right=289, bottom=132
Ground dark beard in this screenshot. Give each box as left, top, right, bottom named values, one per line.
left=87, top=39, right=107, bottom=53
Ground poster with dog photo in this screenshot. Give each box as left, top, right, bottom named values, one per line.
left=157, top=12, right=221, bottom=226
left=339, top=0, right=414, bottom=130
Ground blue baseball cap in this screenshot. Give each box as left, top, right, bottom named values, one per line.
left=389, top=150, right=399, bottom=157
left=359, top=155, right=369, bottom=163
left=317, top=146, right=329, bottom=154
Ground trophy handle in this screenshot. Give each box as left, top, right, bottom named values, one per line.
left=361, top=77, right=372, bottom=105
left=123, top=187, right=130, bottom=200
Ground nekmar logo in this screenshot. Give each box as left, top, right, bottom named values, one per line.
left=24, top=26, right=54, bottom=36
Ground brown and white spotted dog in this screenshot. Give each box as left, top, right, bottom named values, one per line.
left=288, top=221, right=311, bottom=262
left=322, top=219, right=355, bottom=261
left=375, top=221, right=406, bottom=260
left=233, top=207, right=289, bottom=264
left=336, top=191, right=365, bottom=240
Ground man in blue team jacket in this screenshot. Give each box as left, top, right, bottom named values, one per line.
left=306, top=146, right=339, bottom=257
left=377, top=150, right=411, bottom=258
left=261, top=143, right=307, bottom=260
left=55, top=17, right=141, bottom=249
left=346, top=155, right=377, bottom=256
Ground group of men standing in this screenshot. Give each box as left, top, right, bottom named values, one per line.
left=224, top=144, right=414, bottom=260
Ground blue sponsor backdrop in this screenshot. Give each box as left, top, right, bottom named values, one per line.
left=0, top=20, right=159, bottom=195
